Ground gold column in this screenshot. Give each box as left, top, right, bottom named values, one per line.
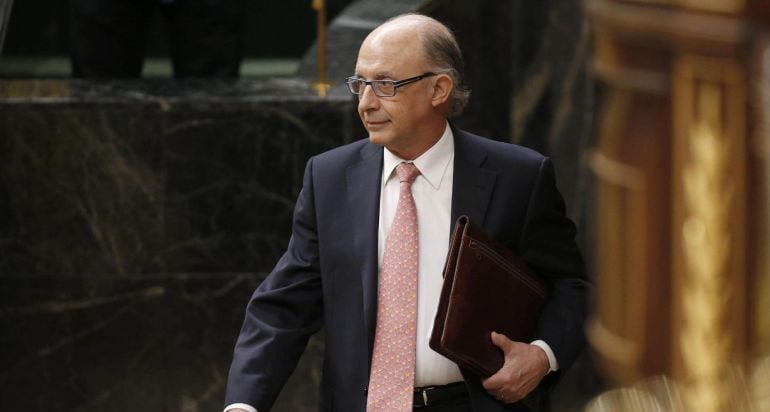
left=311, top=0, right=331, bottom=97
left=672, top=57, right=747, bottom=411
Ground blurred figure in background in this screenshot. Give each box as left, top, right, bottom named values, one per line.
left=69, top=0, right=244, bottom=78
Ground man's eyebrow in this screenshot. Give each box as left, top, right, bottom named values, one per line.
left=352, top=71, right=392, bottom=80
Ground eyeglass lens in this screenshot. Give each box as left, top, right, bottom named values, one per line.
left=348, top=79, right=395, bottom=96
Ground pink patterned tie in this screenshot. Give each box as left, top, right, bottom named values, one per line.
left=367, top=162, right=421, bottom=412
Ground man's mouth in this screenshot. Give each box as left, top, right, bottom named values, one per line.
left=366, top=120, right=388, bottom=128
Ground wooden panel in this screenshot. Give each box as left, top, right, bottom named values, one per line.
left=587, top=0, right=768, bottom=391
left=617, top=0, right=746, bottom=14
left=750, top=36, right=770, bottom=358
left=588, top=56, right=673, bottom=381
left=588, top=0, right=750, bottom=55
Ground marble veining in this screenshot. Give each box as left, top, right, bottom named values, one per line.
left=1, top=78, right=358, bottom=411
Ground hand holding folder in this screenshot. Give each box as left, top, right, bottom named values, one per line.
left=430, top=215, right=548, bottom=377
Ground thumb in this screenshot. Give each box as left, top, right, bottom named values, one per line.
left=490, top=331, right=513, bottom=352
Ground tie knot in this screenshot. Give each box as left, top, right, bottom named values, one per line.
left=396, top=162, right=420, bottom=184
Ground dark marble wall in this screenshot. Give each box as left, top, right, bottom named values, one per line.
left=0, top=79, right=362, bottom=412
left=1, top=80, right=361, bottom=275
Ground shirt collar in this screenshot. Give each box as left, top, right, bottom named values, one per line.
left=382, top=122, right=454, bottom=190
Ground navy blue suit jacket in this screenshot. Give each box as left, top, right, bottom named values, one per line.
left=225, top=128, right=589, bottom=411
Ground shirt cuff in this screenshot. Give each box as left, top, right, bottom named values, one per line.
left=224, top=403, right=258, bottom=412
left=530, top=340, right=559, bottom=372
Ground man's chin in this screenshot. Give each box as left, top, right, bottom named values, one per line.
left=368, top=132, right=390, bottom=147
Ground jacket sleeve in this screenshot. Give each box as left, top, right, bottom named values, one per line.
left=224, top=157, right=324, bottom=412
left=519, top=157, right=590, bottom=376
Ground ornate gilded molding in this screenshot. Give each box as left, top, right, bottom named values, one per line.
left=588, top=0, right=750, bottom=52
left=679, top=81, right=733, bottom=412
left=612, top=0, right=745, bottom=14
left=678, top=0, right=745, bottom=14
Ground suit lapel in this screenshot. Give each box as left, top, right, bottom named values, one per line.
left=345, top=142, right=383, bottom=364
left=451, top=129, right=497, bottom=230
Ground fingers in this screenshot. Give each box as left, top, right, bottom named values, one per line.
left=482, top=363, right=523, bottom=389
left=490, top=387, right=525, bottom=405
left=489, top=331, right=513, bottom=351
left=485, top=373, right=527, bottom=404
left=482, top=338, right=549, bottom=405
left=482, top=367, right=506, bottom=390
left=493, top=390, right=511, bottom=404
left=483, top=332, right=517, bottom=390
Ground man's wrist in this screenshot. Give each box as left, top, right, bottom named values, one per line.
left=530, top=340, right=559, bottom=372
left=223, top=403, right=258, bottom=412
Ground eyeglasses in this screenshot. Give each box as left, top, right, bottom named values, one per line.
left=345, top=72, right=438, bottom=97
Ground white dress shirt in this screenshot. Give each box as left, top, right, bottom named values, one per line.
left=378, top=123, right=462, bottom=386
left=223, top=122, right=557, bottom=412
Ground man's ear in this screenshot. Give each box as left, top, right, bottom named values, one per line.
left=430, top=74, right=453, bottom=107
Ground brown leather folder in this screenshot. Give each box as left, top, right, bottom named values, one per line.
left=430, top=215, right=548, bottom=377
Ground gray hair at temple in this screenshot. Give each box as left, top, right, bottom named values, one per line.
left=385, top=14, right=472, bottom=118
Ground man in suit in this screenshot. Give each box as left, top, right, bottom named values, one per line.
left=225, top=13, right=588, bottom=412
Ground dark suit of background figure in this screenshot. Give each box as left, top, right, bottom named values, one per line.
left=69, top=0, right=244, bottom=78
left=225, top=126, right=589, bottom=412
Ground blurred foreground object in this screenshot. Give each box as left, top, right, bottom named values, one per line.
left=585, top=357, right=769, bottom=411
left=586, top=0, right=770, bottom=410
left=0, top=0, right=12, bottom=56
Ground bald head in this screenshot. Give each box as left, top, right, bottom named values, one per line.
left=360, top=14, right=470, bottom=117
left=365, top=14, right=451, bottom=50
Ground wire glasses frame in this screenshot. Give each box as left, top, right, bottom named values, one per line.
left=345, top=72, right=438, bottom=97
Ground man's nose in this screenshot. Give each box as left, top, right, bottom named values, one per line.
left=358, top=84, right=380, bottom=112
